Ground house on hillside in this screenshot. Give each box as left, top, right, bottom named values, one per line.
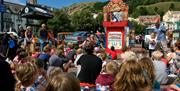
left=137, top=15, right=160, bottom=28
left=163, top=10, right=180, bottom=30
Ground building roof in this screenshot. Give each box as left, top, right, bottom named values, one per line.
left=4, top=1, right=56, bottom=14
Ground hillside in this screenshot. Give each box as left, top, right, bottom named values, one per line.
left=138, top=2, right=180, bottom=12
left=59, top=1, right=180, bottom=17
left=61, top=2, right=97, bottom=15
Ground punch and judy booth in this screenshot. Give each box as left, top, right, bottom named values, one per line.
left=103, top=0, right=129, bottom=53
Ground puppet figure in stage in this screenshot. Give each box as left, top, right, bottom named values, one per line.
left=103, top=0, right=128, bottom=22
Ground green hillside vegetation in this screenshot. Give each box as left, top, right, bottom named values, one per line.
left=143, top=2, right=180, bottom=11
left=61, top=2, right=97, bottom=15
left=45, top=1, right=180, bottom=34
left=132, top=2, right=180, bottom=18
left=138, top=2, right=180, bottom=13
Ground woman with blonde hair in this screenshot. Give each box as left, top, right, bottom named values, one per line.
left=114, top=60, right=151, bottom=91
left=15, top=62, right=37, bottom=91
left=45, top=73, right=80, bottom=91
left=139, top=57, right=160, bottom=90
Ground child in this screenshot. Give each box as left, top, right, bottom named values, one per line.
left=45, top=73, right=80, bottom=91
left=48, top=67, right=63, bottom=79
left=33, top=58, right=47, bottom=90
left=15, top=62, right=37, bottom=91
left=96, top=61, right=118, bottom=90
left=31, top=46, right=40, bottom=58
left=109, top=46, right=117, bottom=60
left=148, top=32, right=157, bottom=57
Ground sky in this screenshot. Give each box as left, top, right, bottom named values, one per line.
left=4, top=0, right=108, bottom=8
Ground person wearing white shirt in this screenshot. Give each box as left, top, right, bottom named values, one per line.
left=149, top=32, right=157, bottom=57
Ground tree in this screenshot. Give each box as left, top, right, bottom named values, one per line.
left=169, top=3, right=175, bottom=10
left=47, top=10, right=72, bottom=34
left=154, top=7, right=158, bottom=13
left=129, top=20, right=146, bottom=34
left=139, top=7, right=148, bottom=15
left=71, top=9, right=97, bottom=32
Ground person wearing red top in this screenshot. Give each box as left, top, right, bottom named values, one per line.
left=109, top=46, right=117, bottom=60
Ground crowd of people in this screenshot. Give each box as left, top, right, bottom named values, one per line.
left=0, top=23, right=180, bottom=91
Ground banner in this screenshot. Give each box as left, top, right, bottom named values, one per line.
left=108, top=32, right=122, bottom=49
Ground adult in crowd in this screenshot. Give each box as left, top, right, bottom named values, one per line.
left=168, top=40, right=180, bottom=74
left=24, top=26, right=33, bottom=49
left=114, top=60, right=152, bottom=91
left=151, top=51, right=169, bottom=85
left=154, top=23, right=166, bottom=42
left=77, top=43, right=102, bottom=84
left=47, top=49, right=64, bottom=75
left=18, top=26, right=25, bottom=45
left=65, top=42, right=76, bottom=62
left=8, top=33, right=19, bottom=60
left=0, top=57, right=16, bottom=91
left=39, top=24, right=48, bottom=51
left=139, top=57, right=160, bottom=90
left=74, top=48, right=84, bottom=77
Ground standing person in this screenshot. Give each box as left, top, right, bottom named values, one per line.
left=148, top=32, right=157, bottom=57
left=129, top=30, right=136, bottom=47
left=18, top=26, right=25, bottom=45
left=48, top=29, right=55, bottom=46
left=24, top=26, right=33, bottom=50
left=77, top=43, right=102, bottom=84
left=74, top=48, right=84, bottom=77
left=154, top=23, right=166, bottom=42
left=39, top=24, right=48, bottom=51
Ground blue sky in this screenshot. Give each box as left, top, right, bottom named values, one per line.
left=5, top=0, right=108, bottom=8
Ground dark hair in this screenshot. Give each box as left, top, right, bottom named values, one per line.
left=111, top=46, right=115, bottom=51
left=16, top=48, right=25, bottom=55
left=175, top=40, right=180, bottom=50
left=34, top=58, right=44, bottom=69
left=84, top=43, right=94, bottom=54
left=18, top=51, right=28, bottom=60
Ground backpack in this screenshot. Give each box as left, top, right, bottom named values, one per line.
left=8, top=39, right=15, bottom=48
